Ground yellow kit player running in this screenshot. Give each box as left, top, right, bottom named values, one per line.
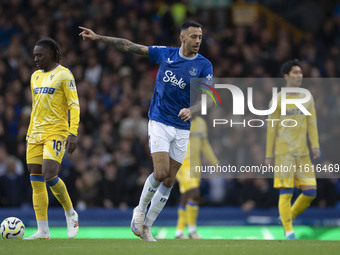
left=265, top=59, right=320, bottom=240
left=25, top=38, right=80, bottom=239
left=175, top=116, right=218, bottom=239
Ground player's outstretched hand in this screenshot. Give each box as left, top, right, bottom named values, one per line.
left=66, top=135, right=78, bottom=154
left=178, top=108, right=191, bottom=122
left=79, top=26, right=98, bottom=41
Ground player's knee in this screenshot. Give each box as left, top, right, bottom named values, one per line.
left=42, top=170, right=58, bottom=182
left=27, top=166, right=33, bottom=174
left=192, top=192, right=200, bottom=202
left=42, top=173, right=54, bottom=182
left=162, top=177, right=176, bottom=187
left=187, top=188, right=200, bottom=202
left=27, top=164, right=42, bottom=175
left=153, top=168, right=170, bottom=182
left=302, top=189, right=317, bottom=198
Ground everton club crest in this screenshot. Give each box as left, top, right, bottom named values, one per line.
left=189, top=67, right=198, bottom=76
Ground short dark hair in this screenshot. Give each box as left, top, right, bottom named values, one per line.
left=180, top=20, right=202, bottom=32
left=35, top=38, right=61, bottom=63
left=280, top=59, right=301, bottom=77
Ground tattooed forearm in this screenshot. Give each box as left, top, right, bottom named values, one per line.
left=98, top=35, right=149, bottom=56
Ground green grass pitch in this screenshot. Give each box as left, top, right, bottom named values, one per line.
left=1, top=226, right=340, bottom=255
left=1, top=239, right=340, bottom=255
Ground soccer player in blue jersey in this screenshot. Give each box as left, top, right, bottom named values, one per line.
left=79, top=21, right=213, bottom=242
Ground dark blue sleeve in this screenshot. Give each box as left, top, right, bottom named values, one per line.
left=148, top=46, right=168, bottom=64
left=200, top=60, right=213, bottom=85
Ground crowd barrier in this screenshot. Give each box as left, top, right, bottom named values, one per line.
left=1, top=207, right=339, bottom=227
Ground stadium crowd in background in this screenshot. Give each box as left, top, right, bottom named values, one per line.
left=0, top=0, right=340, bottom=211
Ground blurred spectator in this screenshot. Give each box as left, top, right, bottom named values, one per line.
left=119, top=105, right=148, bottom=140
left=240, top=178, right=278, bottom=211
left=0, top=156, right=25, bottom=207
left=98, top=160, right=128, bottom=209
left=0, top=144, right=23, bottom=177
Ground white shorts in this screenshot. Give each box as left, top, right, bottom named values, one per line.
left=148, top=120, right=190, bottom=164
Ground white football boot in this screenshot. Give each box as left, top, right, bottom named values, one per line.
left=66, top=210, right=79, bottom=238
left=24, top=231, right=50, bottom=240
left=140, top=226, right=157, bottom=242
left=131, top=206, right=145, bottom=237
left=189, top=231, right=202, bottom=239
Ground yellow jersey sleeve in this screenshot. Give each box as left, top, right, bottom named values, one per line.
left=62, top=71, right=80, bottom=136
left=307, top=96, right=319, bottom=149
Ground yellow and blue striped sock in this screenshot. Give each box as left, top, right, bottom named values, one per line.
left=186, top=200, right=199, bottom=233
left=291, top=189, right=316, bottom=220
left=176, top=205, right=187, bottom=233
left=30, top=174, right=48, bottom=221
left=279, top=190, right=294, bottom=233
left=46, top=176, right=73, bottom=212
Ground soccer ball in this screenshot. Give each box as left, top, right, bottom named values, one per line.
left=1, top=217, right=25, bottom=239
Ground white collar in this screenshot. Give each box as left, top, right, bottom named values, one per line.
left=179, top=48, right=198, bottom=60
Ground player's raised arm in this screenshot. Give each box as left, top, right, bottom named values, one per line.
left=79, top=26, right=149, bottom=56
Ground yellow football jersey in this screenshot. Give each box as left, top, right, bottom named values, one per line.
left=181, top=116, right=219, bottom=170
left=266, top=91, right=319, bottom=157
left=27, top=64, right=80, bottom=138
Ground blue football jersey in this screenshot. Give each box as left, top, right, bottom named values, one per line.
left=148, top=46, right=213, bottom=130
